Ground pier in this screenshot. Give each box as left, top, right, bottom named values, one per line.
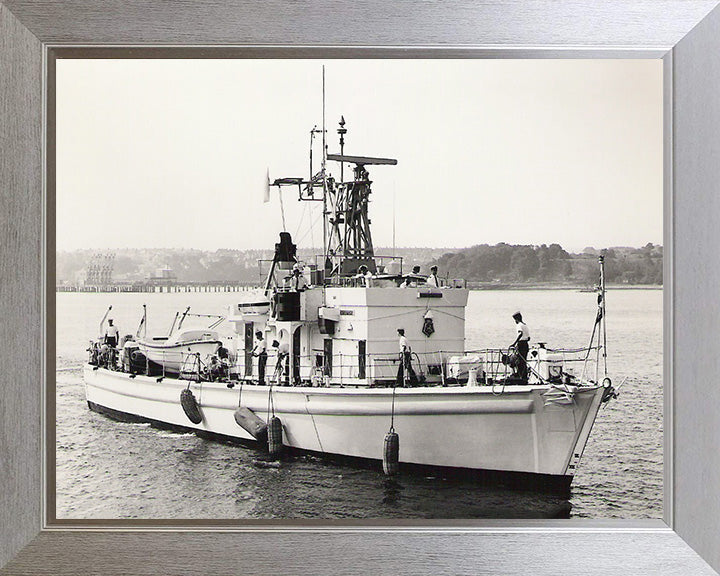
left=56, top=282, right=256, bottom=293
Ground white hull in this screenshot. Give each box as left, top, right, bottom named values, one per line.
left=84, top=365, right=605, bottom=489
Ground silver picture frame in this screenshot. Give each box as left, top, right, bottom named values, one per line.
left=2, top=1, right=720, bottom=573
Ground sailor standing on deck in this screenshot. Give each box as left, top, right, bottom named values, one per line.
left=104, top=318, right=119, bottom=348
left=426, top=265, right=440, bottom=288
left=291, top=265, right=308, bottom=292
left=252, top=331, right=268, bottom=385
left=401, top=265, right=422, bottom=288
left=102, top=318, right=120, bottom=368
left=510, top=312, right=531, bottom=382
left=364, top=267, right=374, bottom=287
left=356, top=265, right=373, bottom=287
left=396, top=328, right=418, bottom=386
left=272, top=339, right=290, bottom=386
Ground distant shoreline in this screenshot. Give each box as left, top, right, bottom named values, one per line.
left=56, top=283, right=662, bottom=294
left=467, top=283, right=662, bottom=291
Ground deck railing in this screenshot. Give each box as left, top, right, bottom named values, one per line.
left=257, top=255, right=467, bottom=289
left=90, top=340, right=603, bottom=388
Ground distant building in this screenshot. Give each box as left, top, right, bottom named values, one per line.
left=146, top=266, right=178, bottom=286
left=84, top=252, right=115, bottom=286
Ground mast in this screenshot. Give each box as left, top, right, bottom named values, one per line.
left=177, top=306, right=191, bottom=331
left=269, top=68, right=397, bottom=279
left=392, top=186, right=396, bottom=259
left=324, top=151, right=396, bottom=276
left=338, top=116, right=346, bottom=183
left=592, top=255, right=608, bottom=383
left=599, top=254, right=608, bottom=377
left=322, top=66, right=328, bottom=275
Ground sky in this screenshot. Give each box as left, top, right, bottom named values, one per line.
left=56, top=59, right=662, bottom=253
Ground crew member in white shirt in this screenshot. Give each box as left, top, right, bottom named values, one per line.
left=426, top=265, right=440, bottom=288
left=104, top=318, right=119, bottom=348
left=396, top=328, right=417, bottom=386
left=273, top=339, right=290, bottom=385
left=510, top=312, right=531, bottom=382
left=291, top=266, right=308, bottom=292
left=401, top=265, right=421, bottom=288
left=252, top=331, right=268, bottom=385
left=355, top=265, right=373, bottom=287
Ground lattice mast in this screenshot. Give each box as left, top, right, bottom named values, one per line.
left=270, top=71, right=396, bottom=278
left=324, top=147, right=396, bottom=276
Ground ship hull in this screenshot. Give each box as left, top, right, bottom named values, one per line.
left=83, top=365, right=605, bottom=493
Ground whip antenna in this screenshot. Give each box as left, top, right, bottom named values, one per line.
left=322, top=65, right=328, bottom=270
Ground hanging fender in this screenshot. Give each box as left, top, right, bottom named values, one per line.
left=383, top=430, right=399, bottom=475
left=234, top=406, right=268, bottom=443
left=180, top=388, right=203, bottom=424
left=267, top=416, right=283, bottom=457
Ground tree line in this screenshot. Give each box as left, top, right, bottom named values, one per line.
left=432, top=243, right=663, bottom=285
left=56, top=243, right=662, bottom=286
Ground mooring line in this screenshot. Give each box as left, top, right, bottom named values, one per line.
left=304, top=393, right=324, bottom=453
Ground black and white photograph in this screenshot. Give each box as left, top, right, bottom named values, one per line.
left=55, top=58, right=662, bottom=520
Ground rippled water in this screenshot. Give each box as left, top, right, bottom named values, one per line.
left=55, top=289, right=662, bottom=519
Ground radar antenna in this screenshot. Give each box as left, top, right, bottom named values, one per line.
left=268, top=69, right=397, bottom=279
left=323, top=138, right=397, bottom=276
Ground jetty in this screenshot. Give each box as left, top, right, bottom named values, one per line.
left=56, top=281, right=255, bottom=293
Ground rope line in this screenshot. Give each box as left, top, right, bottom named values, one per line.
left=296, top=209, right=324, bottom=246
left=389, top=384, right=397, bottom=432
left=304, top=394, right=324, bottom=452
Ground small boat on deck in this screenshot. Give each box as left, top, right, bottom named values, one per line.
left=84, top=115, right=618, bottom=495
left=137, top=330, right=224, bottom=375
left=134, top=308, right=226, bottom=375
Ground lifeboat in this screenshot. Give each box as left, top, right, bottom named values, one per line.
left=138, top=329, right=223, bottom=374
